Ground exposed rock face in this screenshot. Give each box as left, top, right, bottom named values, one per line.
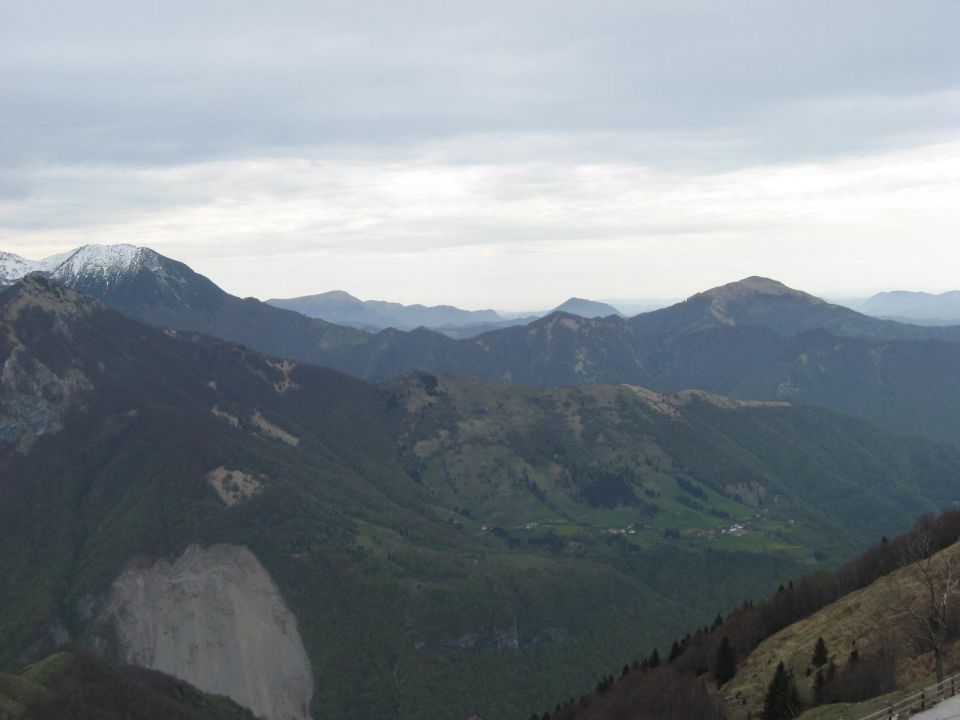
left=0, top=346, right=91, bottom=452
left=0, top=278, right=97, bottom=451
left=101, top=544, right=314, bottom=720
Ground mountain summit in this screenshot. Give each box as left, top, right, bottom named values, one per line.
left=631, top=275, right=960, bottom=341
left=552, top=297, right=622, bottom=318
left=698, top=276, right=819, bottom=304
left=0, top=243, right=370, bottom=360
left=1, top=244, right=160, bottom=287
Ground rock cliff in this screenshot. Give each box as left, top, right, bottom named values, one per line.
left=100, top=544, right=313, bottom=720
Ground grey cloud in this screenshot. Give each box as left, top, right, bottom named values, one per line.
left=1, top=0, right=957, bottom=169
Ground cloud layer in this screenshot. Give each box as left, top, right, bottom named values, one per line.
left=1, top=1, right=958, bottom=306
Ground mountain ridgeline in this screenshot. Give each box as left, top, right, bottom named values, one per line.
left=266, top=290, right=504, bottom=331
left=858, top=289, right=960, bottom=324
left=4, top=275, right=960, bottom=720
left=4, top=246, right=960, bottom=447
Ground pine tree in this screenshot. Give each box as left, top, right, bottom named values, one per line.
left=669, top=639, right=682, bottom=662
left=648, top=648, right=661, bottom=668
left=762, top=661, right=800, bottom=720
left=715, top=636, right=737, bottom=686
left=811, top=637, right=828, bottom=667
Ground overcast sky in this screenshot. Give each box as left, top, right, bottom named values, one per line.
left=1, top=1, right=957, bottom=309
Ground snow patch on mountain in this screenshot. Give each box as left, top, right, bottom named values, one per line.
left=0, top=244, right=164, bottom=288
left=49, top=245, right=159, bottom=284
left=0, top=251, right=41, bottom=286
left=0, top=249, right=89, bottom=284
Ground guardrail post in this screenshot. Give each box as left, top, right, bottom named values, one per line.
left=921, top=689, right=926, bottom=709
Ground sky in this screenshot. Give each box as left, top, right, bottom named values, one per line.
left=1, top=0, right=958, bottom=310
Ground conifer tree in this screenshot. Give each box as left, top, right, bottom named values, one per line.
left=648, top=648, right=661, bottom=668
left=715, top=636, right=737, bottom=686
left=811, top=637, right=828, bottom=667
left=669, top=639, right=682, bottom=662
left=762, top=661, right=800, bottom=720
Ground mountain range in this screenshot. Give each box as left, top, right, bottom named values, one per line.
left=266, top=291, right=621, bottom=336
left=5, top=274, right=960, bottom=719
left=266, top=290, right=504, bottom=332
left=852, top=289, right=960, bottom=324
left=5, top=246, right=960, bottom=450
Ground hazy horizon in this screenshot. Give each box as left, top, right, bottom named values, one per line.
left=6, top=241, right=960, bottom=314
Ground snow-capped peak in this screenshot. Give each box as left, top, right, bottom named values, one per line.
left=0, top=244, right=165, bottom=287
left=49, top=244, right=151, bottom=280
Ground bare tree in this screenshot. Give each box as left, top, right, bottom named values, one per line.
left=895, top=529, right=960, bottom=682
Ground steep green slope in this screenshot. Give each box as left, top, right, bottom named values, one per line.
left=3, top=277, right=960, bottom=720
left=0, top=650, right=256, bottom=720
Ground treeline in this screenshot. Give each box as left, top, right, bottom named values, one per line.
left=528, top=508, right=960, bottom=720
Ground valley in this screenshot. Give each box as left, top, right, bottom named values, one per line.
left=2, top=271, right=959, bottom=719
left=3, top=249, right=960, bottom=720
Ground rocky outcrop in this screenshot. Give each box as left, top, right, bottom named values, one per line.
left=100, top=543, right=313, bottom=720
left=206, top=466, right=264, bottom=506
left=0, top=346, right=91, bottom=452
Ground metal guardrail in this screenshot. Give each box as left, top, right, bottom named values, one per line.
left=858, top=672, right=960, bottom=720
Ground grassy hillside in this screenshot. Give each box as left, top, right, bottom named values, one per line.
left=0, top=650, right=256, bottom=720
left=724, top=541, right=960, bottom=717
left=531, top=510, right=960, bottom=720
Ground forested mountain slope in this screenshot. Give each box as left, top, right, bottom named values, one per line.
left=4, top=276, right=960, bottom=719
